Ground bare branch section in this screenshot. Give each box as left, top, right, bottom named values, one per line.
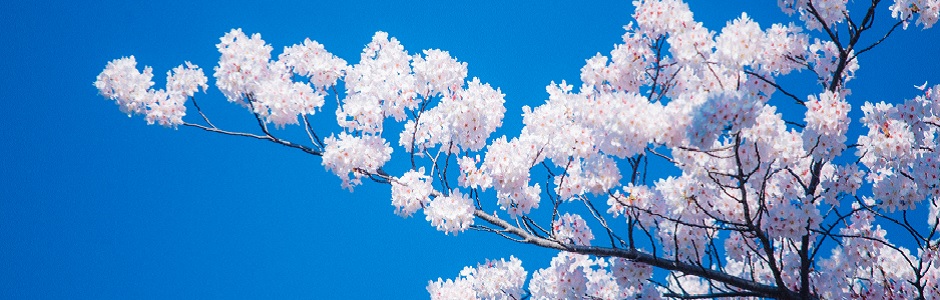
left=182, top=123, right=322, bottom=156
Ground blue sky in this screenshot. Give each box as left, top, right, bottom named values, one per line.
left=2, top=0, right=939, bottom=299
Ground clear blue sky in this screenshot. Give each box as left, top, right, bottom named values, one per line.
left=2, top=1, right=938, bottom=299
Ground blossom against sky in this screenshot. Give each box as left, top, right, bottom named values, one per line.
left=3, top=0, right=940, bottom=299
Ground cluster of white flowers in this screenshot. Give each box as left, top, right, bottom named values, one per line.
left=715, top=13, right=765, bottom=67
left=529, top=252, right=590, bottom=299
left=808, top=39, right=858, bottom=87
left=552, top=213, right=594, bottom=246
left=688, top=91, right=764, bottom=148
left=529, top=252, right=660, bottom=299
left=97, top=1, right=940, bottom=297
left=457, top=156, right=492, bottom=189
left=424, top=189, right=475, bottom=235
left=341, top=31, right=417, bottom=132
left=606, top=184, right=656, bottom=219
left=666, top=273, right=711, bottom=297
left=712, top=12, right=809, bottom=74
left=609, top=258, right=653, bottom=297
left=759, top=23, right=809, bottom=75
left=819, top=164, right=864, bottom=206
left=427, top=256, right=527, bottom=300
left=766, top=197, right=823, bottom=241
left=632, top=0, right=694, bottom=39
left=520, top=83, right=597, bottom=161
left=214, top=29, right=271, bottom=104
left=853, top=96, right=940, bottom=212
left=426, top=276, right=474, bottom=300
left=803, top=90, right=851, bottom=159
left=214, top=29, right=343, bottom=127
left=580, top=24, right=653, bottom=93
left=740, top=105, right=805, bottom=168
left=412, top=49, right=468, bottom=98
left=96, top=56, right=154, bottom=115
left=554, top=155, right=621, bottom=200
left=321, top=132, right=393, bottom=190
left=151, top=63, right=210, bottom=127
left=95, top=56, right=208, bottom=127
left=777, top=0, right=848, bottom=31
left=890, top=0, right=940, bottom=29
left=666, top=16, right=716, bottom=66
left=402, top=77, right=506, bottom=153
left=859, top=102, right=917, bottom=167
left=278, top=38, right=348, bottom=91
left=812, top=203, right=935, bottom=298
left=390, top=168, right=433, bottom=217
left=479, top=136, right=542, bottom=217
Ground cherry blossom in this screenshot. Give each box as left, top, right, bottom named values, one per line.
left=390, top=168, right=433, bottom=217
left=95, top=56, right=155, bottom=116
left=341, top=31, right=416, bottom=132
left=803, top=90, right=850, bottom=159
left=321, top=132, right=393, bottom=190
left=95, top=57, right=208, bottom=127
left=412, top=49, right=467, bottom=99
left=401, top=77, right=506, bottom=153
left=428, top=256, right=526, bottom=300
left=96, top=0, right=940, bottom=298
left=552, top=213, right=594, bottom=246
left=213, top=29, right=336, bottom=127
left=424, top=189, right=474, bottom=235
left=890, top=0, right=940, bottom=29
left=278, top=38, right=348, bottom=91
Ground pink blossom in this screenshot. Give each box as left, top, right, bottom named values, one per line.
left=95, top=57, right=208, bottom=127
left=553, top=213, right=594, bottom=246
left=390, top=168, right=432, bottom=217
left=278, top=38, right=348, bottom=91
left=321, top=132, right=393, bottom=190
left=424, top=189, right=475, bottom=235
left=95, top=56, right=155, bottom=116
left=428, top=256, right=526, bottom=300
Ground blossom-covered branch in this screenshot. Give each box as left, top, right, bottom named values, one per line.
left=95, top=0, right=940, bottom=299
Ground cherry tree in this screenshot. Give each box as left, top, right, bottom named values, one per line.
left=94, top=0, right=940, bottom=299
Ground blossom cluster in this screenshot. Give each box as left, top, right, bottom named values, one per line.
left=340, top=32, right=417, bottom=132
left=279, top=38, right=348, bottom=91
left=214, top=29, right=345, bottom=127
left=427, top=256, right=527, bottom=300
left=856, top=85, right=940, bottom=213
left=412, top=49, right=468, bottom=98
left=808, top=39, right=858, bottom=87
left=96, top=0, right=940, bottom=297
left=402, top=77, right=506, bottom=153
left=457, top=155, right=492, bottom=190
left=778, top=0, right=848, bottom=31
left=632, top=0, right=694, bottom=39
left=479, top=136, right=542, bottom=217
left=424, top=189, right=475, bottom=235
left=390, top=168, right=433, bottom=217
left=552, top=213, right=594, bottom=246
left=890, top=0, right=940, bottom=29
left=528, top=252, right=660, bottom=299
left=813, top=203, right=935, bottom=298
left=803, top=90, right=851, bottom=159
left=95, top=56, right=208, bottom=127
left=580, top=23, right=653, bottom=93
left=554, top=155, right=621, bottom=200
left=321, top=132, right=393, bottom=190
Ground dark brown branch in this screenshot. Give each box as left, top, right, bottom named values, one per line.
left=473, top=209, right=812, bottom=300
left=662, top=291, right=763, bottom=299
